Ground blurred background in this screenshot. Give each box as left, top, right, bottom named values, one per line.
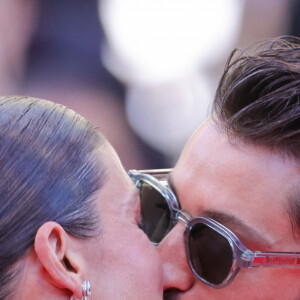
left=0, top=0, right=298, bottom=170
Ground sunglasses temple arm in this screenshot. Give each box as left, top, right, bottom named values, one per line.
left=246, top=252, right=300, bottom=268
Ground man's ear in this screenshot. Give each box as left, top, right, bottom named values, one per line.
left=34, top=221, right=82, bottom=298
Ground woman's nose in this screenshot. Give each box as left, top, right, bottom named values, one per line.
left=157, top=222, right=196, bottom=293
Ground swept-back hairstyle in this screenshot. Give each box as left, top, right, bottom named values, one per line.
left=212, top=36, right=300, bottom=235
left=212, top=36, right=300, bottom=157
left=0, top=96, right=106, bottom=299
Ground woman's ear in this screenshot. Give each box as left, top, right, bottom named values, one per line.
left=34, top=221, right=82, bottom=298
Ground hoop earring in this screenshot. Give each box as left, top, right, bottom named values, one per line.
left=70, top=280, right=91, bottom=300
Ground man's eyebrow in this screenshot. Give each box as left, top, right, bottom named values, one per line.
left=202, top=210, right=272, bottom=247
left=167, top=171, right=271, bottom=247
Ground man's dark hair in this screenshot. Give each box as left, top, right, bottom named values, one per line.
left=212, top=36, right=300, bottom=237
left=0, top=96, right=106, bottom=299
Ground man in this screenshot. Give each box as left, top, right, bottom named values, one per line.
left=159, top=36, right=300, bottom=299
left=130, top=36, right=300, bottom=299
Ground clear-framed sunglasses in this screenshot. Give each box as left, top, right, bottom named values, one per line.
left=129, top=168, right=300, bottom=289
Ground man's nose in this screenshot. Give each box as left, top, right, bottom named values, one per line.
left=158, top=222, right=196, bottom=292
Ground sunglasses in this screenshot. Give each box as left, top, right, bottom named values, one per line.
left=129, top=168, right=300, bottom=288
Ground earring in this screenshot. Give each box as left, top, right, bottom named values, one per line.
left=70, top=280, right=91, bottom=300
left=82, top=280, right=91, bottom=300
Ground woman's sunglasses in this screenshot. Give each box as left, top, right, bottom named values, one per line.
left=129, top=168, right=300, bottom=289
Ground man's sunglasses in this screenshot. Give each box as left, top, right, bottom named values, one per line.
left=129, top=168, right=300, bottom=289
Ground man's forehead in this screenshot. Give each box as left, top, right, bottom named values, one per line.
left=172, top=122, right=300, bottom=249
left=174, top=122, right=213, bottom=179
left=176, top=120, right=300, bottom=179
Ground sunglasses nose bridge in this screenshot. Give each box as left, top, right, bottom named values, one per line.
left=174, top=209, right=192, bottom=227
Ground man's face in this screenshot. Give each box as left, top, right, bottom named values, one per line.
left=159, top=120, right=300, bottom=299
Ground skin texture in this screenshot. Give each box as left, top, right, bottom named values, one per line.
left=159, top=120, right=300, bottom=300
left=15, top=143, right=163, bottom=299
left=82, top=144, right=164, bottom=299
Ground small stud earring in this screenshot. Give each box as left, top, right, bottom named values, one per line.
left=70, top=280, right=91, bottom=300
left=82, top=280, right=91, bottom=300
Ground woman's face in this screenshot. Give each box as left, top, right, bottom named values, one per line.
left=80, top=143, right=163, bottom=299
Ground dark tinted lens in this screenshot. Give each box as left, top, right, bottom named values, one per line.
left=139, top=181, right=171, bottom=243
left=189, top=223, right=233, bottom=285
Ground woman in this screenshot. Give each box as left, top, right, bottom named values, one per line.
left=0, top=96, right=163, bottom=299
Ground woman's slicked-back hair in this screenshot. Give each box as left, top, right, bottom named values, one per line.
left=0, top=96, right=106, bottom=299
left=212, top=36, right=300, bottom=159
